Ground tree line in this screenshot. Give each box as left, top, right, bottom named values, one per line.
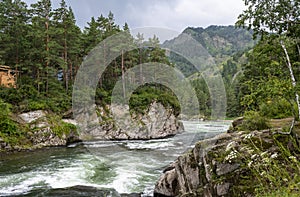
left=0, top=0, right=172, bottom=113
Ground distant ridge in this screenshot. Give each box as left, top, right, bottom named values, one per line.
left=165, top=25, right=254, bottom=57
left=162, top=25, right=255, bottom=76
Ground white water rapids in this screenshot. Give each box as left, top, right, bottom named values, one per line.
left=0, top=121, right=230, bottom=196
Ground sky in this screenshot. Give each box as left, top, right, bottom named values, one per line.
left=23, top=0, right=246, bottom=33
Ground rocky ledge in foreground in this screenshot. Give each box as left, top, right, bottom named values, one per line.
left=154, top=127, right=300, bottom=196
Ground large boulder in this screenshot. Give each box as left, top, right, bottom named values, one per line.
left=77, top=102, right=183, bottom=140
left=17, top=110, right=79, bottom=149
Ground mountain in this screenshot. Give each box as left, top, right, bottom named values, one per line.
left=163, top=25, right=255, bottom=77
left=182, top=25, right=255, bottom=56
left=162, top=25, right=256, bottom=117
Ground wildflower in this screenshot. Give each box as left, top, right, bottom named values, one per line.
left=289, top=156, right=297, bottom=163
left=270, top=153, right=278, bottom=159
left=251, top=154, right=258, bottom=160
left=248, top=161, right=253, bottom=167
left=225, top=149, right=238, bottom=163
left=244, top=133, right=254, bottom=140
left=260, top=171, right=266, bottom=176
left=260, top=151, right=268, bottom=158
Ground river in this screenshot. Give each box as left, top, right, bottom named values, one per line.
left=0, top=121, right=230, bottom=196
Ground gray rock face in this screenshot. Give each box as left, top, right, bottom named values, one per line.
left=154, top=129, right=283, bottom=197
left=216, top=163, right=240, bottom=176
left=227, top=117, right=243, bottom=133
left=77, top=102, right=183, bottom=140
left=216, top=182, right=230, bottom=196
left=18, top=110, right=46, bottom=124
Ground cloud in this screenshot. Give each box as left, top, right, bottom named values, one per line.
left=125, top=0, right=245, bottom=31
left=22, top=0, right=245, bottom=32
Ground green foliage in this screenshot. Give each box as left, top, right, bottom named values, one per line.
left=246, top=136, right=300, bottom=196
left=238, top=111, right=270, bottom=131
left=236, top=0, right=300, bottom=120
left=0, top=99, right=17, bottom=135
left=129, top=84, right=180, bottom=116
left=239, top=37, right=297, bottom=113
left=259, top=99, right=295, bottom=119
left=0, top=99, right=24, bottom=145
left=236, top=0, right=300, bottom=39
left=47, top=114, right=76, bottom=137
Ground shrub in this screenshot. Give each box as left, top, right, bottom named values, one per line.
left=0, top=99, right=24, bottom=145
left=47, top=114, right=77, bottom=137
left=259, top=99, right=294, bottom=119
left=129, top=84, right=180, bottom=116
left=238, top=111, right=270, bottom=131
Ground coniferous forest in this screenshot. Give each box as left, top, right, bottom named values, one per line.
left=0, top=0, right=174, bottom=114
left=0, top=0, right=299, bottom=129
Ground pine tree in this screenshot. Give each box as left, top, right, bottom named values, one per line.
left=0, top=0, right=29, bottom=76
left=29, top=0, right=53, bottom=94
left=52, top=0, right=82, bottom=91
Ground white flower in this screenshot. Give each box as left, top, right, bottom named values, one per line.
left=248, top=161, right=253, bottom=167
left=260, top=171, right=266, bottom=176
left=289, top=156, right=297, bottom=162
left=260, top=151, right=268, bottom=158
left=244, top=133, right=254, bottom=140
left=251, top=154, right=258, bottom=160
left=270, top=153, right=278, bottom=159
left=225, top=149, right=238, bottom=163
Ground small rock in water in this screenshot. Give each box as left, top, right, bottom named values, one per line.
left=19, top=185, right=121, bottom=197
left=121, top=193, right=142, bottom=197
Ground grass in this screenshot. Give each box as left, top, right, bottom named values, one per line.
left=269, top=117, right=294, bottom=129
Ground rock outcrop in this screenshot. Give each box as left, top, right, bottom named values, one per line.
left=1, top=101, right=182, bottom=151
left=154, top=128, right=296, bottom=196
left=0, top=110, right=80, bottom=151
left=77, top=102, right=183, bottom=140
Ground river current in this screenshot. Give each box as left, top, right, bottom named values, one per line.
left=0, top=121, right=230, bottom=196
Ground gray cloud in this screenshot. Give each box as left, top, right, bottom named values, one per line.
left=23, top=0, right=245, bottom=32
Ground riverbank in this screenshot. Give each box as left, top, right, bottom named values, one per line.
left=0, top=101, right=184, bottom=152
left=0, top=110, right=80, bottom=152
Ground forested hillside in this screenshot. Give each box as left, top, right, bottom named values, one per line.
left=1, top=0, right=298, bottom=142
left=0, top=0, right=177, bottom=146
left=164, top=26, right=256, bottom=117
left=0, top=0, right=176, bottom=113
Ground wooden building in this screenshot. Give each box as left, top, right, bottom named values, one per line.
left=0, top=65, right=17, bottom=88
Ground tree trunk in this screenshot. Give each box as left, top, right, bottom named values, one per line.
left=121, top=50, right=126, bottom=99
left=45, top=17, right=49, bottom=94
left=37, top=68, right=40, bottom=93
left=280, top=40, right=300, bottom=119
left=139, top=48, right=143, bottom=83
left=64, top=24, right=68, bottom=91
